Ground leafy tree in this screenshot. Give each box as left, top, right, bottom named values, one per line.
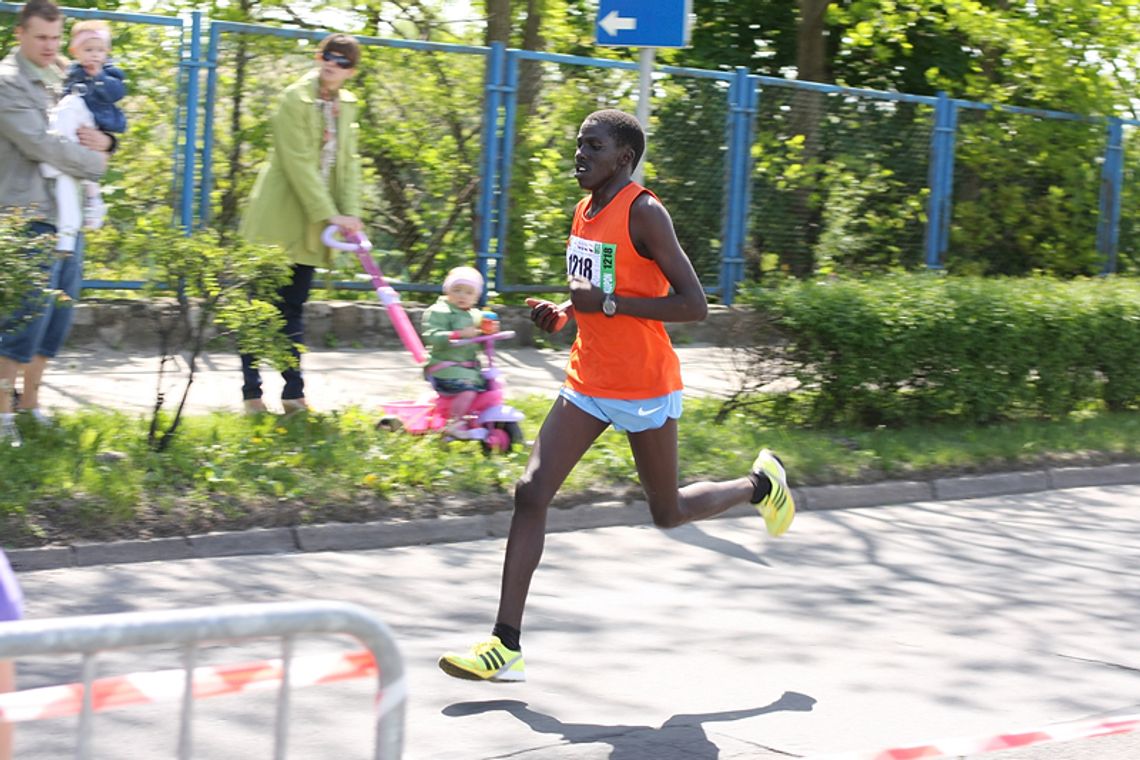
left=15, top=0, right=1139, bottom=295
left=0, top=212, right=55, bottom=330
left=98, top=215, right=294, bottom=450
left=681, top=0, right=1140, bottom=277
left=822, top=1, right=1140, bottom=276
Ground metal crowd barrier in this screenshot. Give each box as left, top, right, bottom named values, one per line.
left=0, top=600, right=405, bottom=759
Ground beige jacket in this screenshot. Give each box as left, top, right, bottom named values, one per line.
left=0, top=50, right=106, bottom=219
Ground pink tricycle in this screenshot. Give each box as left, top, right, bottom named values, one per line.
left=377, top=330, right=527, bottom=454
left=320, top=224, right=525, bottom=452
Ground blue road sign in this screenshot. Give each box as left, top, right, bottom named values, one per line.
left=596, top=0, right=692, bottom=48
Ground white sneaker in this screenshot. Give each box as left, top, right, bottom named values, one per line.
left=23, top=407, right=52, bottom=426
left=0, top=414, right=21, bottom=448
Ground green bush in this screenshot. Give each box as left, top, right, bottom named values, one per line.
left=755, top=273, right=1140, bottom=426
left=1087, top=279, right=1140, bottom=410
left=0, top=211, right=55, bottom=324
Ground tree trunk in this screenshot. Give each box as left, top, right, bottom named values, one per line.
left=796, top=0, right=829, bottom=85
left=517, top=0, right=545, bottom=113
left=484, top=0, right=511, bottom=46
left=217, top=0, right=254, bottom=231
left=217, top=34, right=248, bottom=231
left=785, top=0, right=831, bottom=276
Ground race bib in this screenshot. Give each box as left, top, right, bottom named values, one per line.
left=566, top=235, right=616, bottom=294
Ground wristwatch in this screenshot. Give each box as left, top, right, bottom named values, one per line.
left=601, top=293, right=618, bottom=317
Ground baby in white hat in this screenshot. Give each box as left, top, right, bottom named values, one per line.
left=419, top=266, right=496, bottom=439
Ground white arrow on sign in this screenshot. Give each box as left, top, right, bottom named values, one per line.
left=599, top=9, right=637, bottom=37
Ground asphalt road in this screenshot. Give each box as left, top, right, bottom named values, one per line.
left=6, top=484, right=1138, bottom=759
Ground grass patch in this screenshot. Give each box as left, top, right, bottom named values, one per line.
left=1, top=398, right=1137, bottom=548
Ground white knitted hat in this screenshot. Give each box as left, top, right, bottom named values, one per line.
left=443, top=266, right=483, bottom=296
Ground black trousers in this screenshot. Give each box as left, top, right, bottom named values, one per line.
left=240, top=263, right=315, bottom=401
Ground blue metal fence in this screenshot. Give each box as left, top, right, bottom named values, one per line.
left=2, top=5, right=1136, bottom=303
left=198, top=21, right=493, bottom=298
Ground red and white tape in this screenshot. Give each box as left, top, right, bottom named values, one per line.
left=811, top=712, right=1140, bottom=759
left=0, top=649, right=378, bottom=724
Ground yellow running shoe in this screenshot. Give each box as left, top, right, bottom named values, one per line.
left=752, top=449, right=795, bottom=537
left=438, top=636, right=526, bottom=682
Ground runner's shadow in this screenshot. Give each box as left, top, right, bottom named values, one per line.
left=662, top=522, right=771, bottom=566
left=443, top=690, right=814, bottom=759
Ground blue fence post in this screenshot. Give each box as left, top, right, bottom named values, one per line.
left=475, top=42, right=506, bottom=297
left=938, top=98, right=959, bottom=263
left=1096, top=117, right=1124, bottom=275
left=718, top=68, right=741, bottom=304
left=924, top=91, right=958, bottom=270
left=719, top=67, right=755, bottom=306
left=736, top=75, right=759, bottom=299
left=198, top=22, right=222, bottom=227
left=491, top=50, right=520, bottom=296
left=178, top=10, right=202, bottom=232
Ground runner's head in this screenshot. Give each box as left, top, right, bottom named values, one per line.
left=584, top=110, right=644, bottom=169
left=575, top=110, right=644, bottom=189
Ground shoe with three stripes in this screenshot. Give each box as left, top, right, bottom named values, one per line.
left=438, top=636, right=526, bottom=682
left=752, top=448, right=795, bottom=537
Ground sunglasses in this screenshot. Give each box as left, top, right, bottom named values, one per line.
left=321, top=49, right=353, bottom=70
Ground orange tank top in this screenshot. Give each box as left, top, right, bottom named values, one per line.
left=563, top=182, right=682, bottom=399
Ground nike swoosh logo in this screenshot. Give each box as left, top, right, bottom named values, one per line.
left=636, top=405, right=664, bottom=417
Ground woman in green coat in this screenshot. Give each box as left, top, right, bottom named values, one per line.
left=238, top=33, right=364, bottom=415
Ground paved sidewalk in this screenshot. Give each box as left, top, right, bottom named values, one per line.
left=34, top=344, right=753, bottom=416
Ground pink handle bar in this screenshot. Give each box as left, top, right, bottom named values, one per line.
left=449, top=330, right=516, bottom=347
left=321, top=226, right=372, bottom=252
left=322, top=225, right=427, bottom=364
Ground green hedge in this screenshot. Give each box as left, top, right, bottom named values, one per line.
left=758, top=274, right=1140, bottom=426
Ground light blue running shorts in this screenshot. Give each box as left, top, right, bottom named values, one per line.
left=559, top=387, right=683, bottom=433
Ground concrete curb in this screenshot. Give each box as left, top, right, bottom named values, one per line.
left=7, top=462, right=1140, bottom=572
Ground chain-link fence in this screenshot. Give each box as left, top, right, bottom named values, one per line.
left=951, top=106, right=1106, bottom=276
left=3, top=6, right=1136, bottom=301
left=500, top=54, right=733, bottom=290
left=201, top=25, right=489, bottom=297
left=748, top=83, right=934, bottom=278
left=1116, top=123, right=1140, bottom=275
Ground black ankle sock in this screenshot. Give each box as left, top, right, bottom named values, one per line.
left=492, top=622, right=521, bottom=652
left=748, top=472, right=772, bottom=504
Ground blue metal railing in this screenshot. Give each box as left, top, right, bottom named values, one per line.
left=476, top=42, right=506, bottom=299
left=1097, top=118, right=1125, bottom=275
left=925, top=92, right=957, bottom=270
left=2, top=4, right=1136, bottom=298
left=719, top=67, right=758, bottom=305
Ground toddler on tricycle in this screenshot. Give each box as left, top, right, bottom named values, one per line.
left=322, top=227, right=525, bottom=452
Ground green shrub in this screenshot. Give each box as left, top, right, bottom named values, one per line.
left=0, top=211, right=55, bottom=325
left=1086, top=279, right=1140, bottom=410
left=756, top=273, right=1140, bottom=426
